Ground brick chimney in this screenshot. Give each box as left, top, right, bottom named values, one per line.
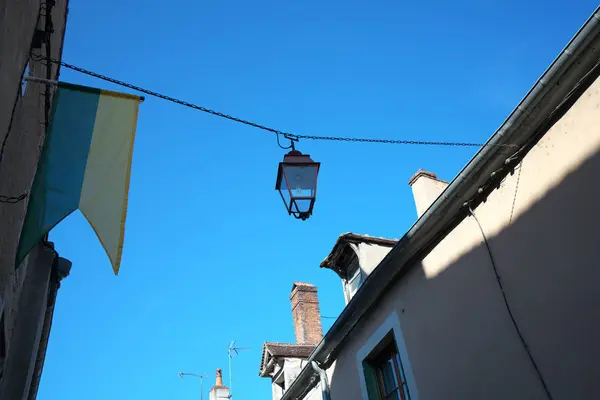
left=290, top=282, right=323, bottom=345
left=408, top=170, right=449, bottom=217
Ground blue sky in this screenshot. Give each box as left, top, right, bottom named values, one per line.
left=39, top=1, right=597, bottom=399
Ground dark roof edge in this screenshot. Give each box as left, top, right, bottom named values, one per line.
left=408, top=170, right=449, bottom=186
left=281, top=7, right=600, bottom=400
left=320, top=233, right=398, bottom=271
left=258, top=342, right=270, bottom=377
left=259, top=342, right=316, bottom=377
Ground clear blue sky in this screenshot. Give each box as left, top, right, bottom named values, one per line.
left=39, top=1, right=597, bottom=399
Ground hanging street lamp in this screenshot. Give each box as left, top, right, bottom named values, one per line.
left=275, top=147, right=320, bottom=221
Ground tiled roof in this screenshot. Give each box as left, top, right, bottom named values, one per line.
left=259, top=342, right=316, bottom=377
left=265, top=342, right=315, bottom=358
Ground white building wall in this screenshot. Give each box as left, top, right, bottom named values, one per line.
left=326, top=61, right=600, bottom=400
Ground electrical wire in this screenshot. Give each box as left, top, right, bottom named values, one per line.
left=0, top=84, right=22, bottom=177
left=0, top=193, right=28, bottom=204
left=43, top=0, right=53, bottom=131
left=0, top=5, right=48, bottom=204
left=296, top=55, right=600, bottom=400
left=508, top=161, right=523, bottom=225
left=454, top=60, right=600, bottom=399
left=33, top=55, right=518, bottom=149
left=468, top=206, right=554, bottom=400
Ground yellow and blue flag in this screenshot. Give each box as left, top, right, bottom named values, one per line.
left=17, top=82, right=141, bottom=275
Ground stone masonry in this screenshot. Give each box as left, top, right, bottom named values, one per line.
left=0, top=0, right=69, bottom=399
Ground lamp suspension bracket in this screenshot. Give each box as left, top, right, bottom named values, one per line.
left=276, top=132, right=298, bottom=151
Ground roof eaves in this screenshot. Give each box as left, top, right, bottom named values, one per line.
left=259, top=342, right=273, bottom=377
left=259, top=342, right=317, bottom=377
left=320, top=233, right=398, bottom=272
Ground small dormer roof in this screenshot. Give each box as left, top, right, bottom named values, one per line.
left=320, top=233, right=398, bottom=278
left=259, top=342, right=316, bottom=377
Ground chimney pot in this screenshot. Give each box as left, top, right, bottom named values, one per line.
left=290, top=282, right=323, bottom=345
left=215, top=368, right=223, bottom=387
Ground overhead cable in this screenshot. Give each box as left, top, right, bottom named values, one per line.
left=33, top=55, right=517, bottom=149
left=468, top=206, right=554, bottom=400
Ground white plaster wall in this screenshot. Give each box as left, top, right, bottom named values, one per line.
left=272, top=381, right=283, bottom=400
left=326, top=74, right=600, bottom=400
left=283, top=358, right=303, bottom=390
left=209, top=387, right=229, bottom=400
left=356, top=243, right=394, bottom=276
left=283, top=358, right=326, bottom=400
left=303, top=385, right=322, bottom=400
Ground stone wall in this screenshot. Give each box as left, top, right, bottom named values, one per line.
left=0, top=0, right=69, bottom=398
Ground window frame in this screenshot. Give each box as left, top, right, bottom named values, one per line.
left=369, top=337, right=410, bottom=400
left=344, top=257, right=364, bottom=302
left=356, top=312, right=419, bottom=400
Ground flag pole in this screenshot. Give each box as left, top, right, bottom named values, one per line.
left=24, top=76, right=59, bottom=86
left=23, top=76, right=145, bottom=102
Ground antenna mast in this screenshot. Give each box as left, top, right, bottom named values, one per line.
left=227, top=340, right=250, bottom=399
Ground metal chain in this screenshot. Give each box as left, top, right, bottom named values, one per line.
left=31, top=54, right=295, bottom=138
left=292, top=134, right=489, bottom=147
left=1, top=57, right=519, bottom=202
left=35, top=55, right=518, bottom=148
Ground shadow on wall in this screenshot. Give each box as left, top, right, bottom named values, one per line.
left=328, top=148, right=600, bottom=400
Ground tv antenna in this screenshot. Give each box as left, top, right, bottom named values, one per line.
left=227, top=340, right=250, bottom=399
left=178, top=372, right=211, bottom=400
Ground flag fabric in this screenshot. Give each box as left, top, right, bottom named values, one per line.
left=16, top=82, right=141, bottom=275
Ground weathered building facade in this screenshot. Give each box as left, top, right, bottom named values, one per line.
left=269, top=7, right=600, bottom=400
left=0, top=1, right=70, bottom=399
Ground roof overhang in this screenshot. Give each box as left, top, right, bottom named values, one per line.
left=320, top=233, right=398, bottom=278
left=259, top=343, right=272, bottom=377
left=258, top=342, right=316, bottom=377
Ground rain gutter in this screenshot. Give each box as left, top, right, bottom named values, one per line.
left=281, top=7, right=600, bottom=400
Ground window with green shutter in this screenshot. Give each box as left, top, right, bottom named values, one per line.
left=363, top=361, right=382, bottom=400
left=362, top=331, right=411, bottom=400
